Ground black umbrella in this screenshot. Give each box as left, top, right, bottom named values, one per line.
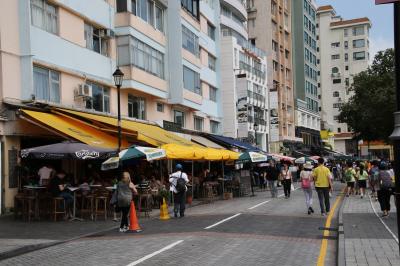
left=20, top=141, right=117, bottom=160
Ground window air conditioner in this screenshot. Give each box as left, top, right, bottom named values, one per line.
left=75, top=84, right=92, bottom=98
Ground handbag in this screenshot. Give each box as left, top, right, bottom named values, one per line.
left=110, top=188, right=118, bottom=205
left=301, top=178, right=311, bottom=189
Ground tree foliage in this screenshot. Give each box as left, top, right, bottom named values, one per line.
left=338, top=49, right=396, bottom=142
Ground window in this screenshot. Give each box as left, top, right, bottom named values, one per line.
left=156, top=102, right=164, bottom=112
left=33, top=66, right=60, bottom=103
left=345, top=53, right=348, bottom=62
left=120, top=37, right=164, bottom=78
left=333, top=91, right=339, bottom=97
left=271, top=1, right=277, bottom=14
left=182, top=25, right=199, bottom=56
left=352, top=26, right=365, bottom=36
left=333, top=79, right=341, bottom=84
left=116, top=0, right=128, bottom=12
left=285, top=50, right=289, bottom=59
left=353, top=51, right=366, bottom=61
left=334, top=116, right=339, bottom=121
left=332, top=67, right=339, bottom=74
left=345, top=65, right=349, bottom=71
left=210, top=120, right=219, bottom=134
left=194, top=116, right=203, bottom=131
left=353, top=39, right=365, bottom=48
left=345, top=78, right=350, bottom=86
left=209, top=86, right=217, bottom=102
left=333, top=103, right=343, bottom=108
left=344, top=41, right=348, bottom=49
left=183, top=66, right=201, bottom=95
left=337, top=128, right=341, bottom=133
left=344, top=29, right=348, bottom=37
left=84, top=23, right=109, bottom=56
left=273, top=61, right=278, bottom=72
left=128, top=95, right=146, bottom=120
left=31, top=0, right=58, bottom=34
left=208, top=54, right=216, bottom=71
left=331, top=42, right=340, bottom=48
left=174, top=110, right=185, bottom=128
left=130, top=0, right=164, bottom=32
left=86, top=82, right=110, bottom=113
left=207, top=22, right=215, bottom=40
left=272, top=41, right=278, bottom=52
left=181, top=0, right=199, bottom=19
left=331, top=54, right=340, bottom=60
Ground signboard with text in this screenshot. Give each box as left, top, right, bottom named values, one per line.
left=375, top=0, right=399, bottom=4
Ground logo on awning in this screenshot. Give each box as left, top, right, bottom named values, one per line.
left=75, top=150, right=100, bottom=159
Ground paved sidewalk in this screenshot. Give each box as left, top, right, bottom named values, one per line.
left=341, top=194, right=399, bottom=266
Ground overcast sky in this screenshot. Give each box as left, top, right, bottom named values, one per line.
left=316, top=0, right=394, bottom=61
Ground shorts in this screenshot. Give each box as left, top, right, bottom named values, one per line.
left=347, top=182, right=355, bottom=188
left=358, top=180, right=367, bottom=188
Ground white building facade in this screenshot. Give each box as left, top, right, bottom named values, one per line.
left=317, top=5, right=371, bottom=153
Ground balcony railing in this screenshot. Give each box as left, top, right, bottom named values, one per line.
left=240, top=61, right=266, bottom=81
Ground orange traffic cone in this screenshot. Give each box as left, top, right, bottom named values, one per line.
left=159, top=198, right=170, bottom=220
left=129, top=201, right=141, bottom=232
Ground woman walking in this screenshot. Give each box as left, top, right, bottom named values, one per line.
left=116, top=171, right=138, bottom=232
left=377, top=162, right=394, bottom=217
left=356, top=164, right=368, bottom=199
left=344, top=162, right=356, bottom=197
left=280, top=163, right=293, bottom=198
left=300, top=162, right=314, bottom=215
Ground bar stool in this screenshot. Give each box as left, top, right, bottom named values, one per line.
left=94, top=195, right=108, bottom=221
left=14, top=193, right=25, bottom=220
left=80, top=193, right=95, bottom=220
left=53, top=197, right=66, bottom=222
left=23, top=195, right=36, bottom=222
left=138, top=192, right=152, bottom=218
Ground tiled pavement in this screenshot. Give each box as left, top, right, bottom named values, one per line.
left=342, top=194, right=399, bottom=266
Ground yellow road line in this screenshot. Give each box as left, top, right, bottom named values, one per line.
left=316, top=189, right=344, bottom=266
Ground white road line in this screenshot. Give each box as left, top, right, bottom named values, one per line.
left=204, top=213, right=242, bottom=230
left=248, top=200, right=271, bottom=210
left=369, top=195, right=399, bottom=243
left=126, top=240, right=184, bottom=266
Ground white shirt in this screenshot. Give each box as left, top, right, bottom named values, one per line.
left=169, top=171, right=189, bottom=193
left=38, top=166, right=53, bottom=185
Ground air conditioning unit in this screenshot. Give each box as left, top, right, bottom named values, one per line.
left=75, top=84, right=92, bottom=98
left=99, top=29, right=114, bottom=39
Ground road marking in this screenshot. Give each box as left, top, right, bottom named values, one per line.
left=317, top=189, right=344, bottom=266
left=248, top=186, right=301, bottom=210
left=248, top=200, right=271, bottom=210
left=126, top=240, right=184, bottom=266
left=369, top=195, right=399, bottom=243
left=204, top=213, right=242, bottom=229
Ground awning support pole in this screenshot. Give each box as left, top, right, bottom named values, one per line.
left=222, top=161, right=225, bottom=199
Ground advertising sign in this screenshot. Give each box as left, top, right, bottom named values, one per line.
left=269, top=91, right=279, bottom=142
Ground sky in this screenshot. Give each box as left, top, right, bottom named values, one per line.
left=316, top=0, right=394, bottom=61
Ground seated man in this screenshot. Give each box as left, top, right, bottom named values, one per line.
left=49, top=170, right=73, bottom=218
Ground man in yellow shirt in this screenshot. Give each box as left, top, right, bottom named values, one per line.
left=312, top=158, right=333, bottom=216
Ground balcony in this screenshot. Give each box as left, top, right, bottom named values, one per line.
left=223, top=0, right=248, bottom=20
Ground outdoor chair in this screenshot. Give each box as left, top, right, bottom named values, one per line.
left=52, top=197, right=66, bottom=222
left=138, top=188, right=152, bottom=218
left=80, top=193, right=95, bottom=220
left=23, top=195, right=36, bottom=222
left=94, top=195, right=108, bottom=221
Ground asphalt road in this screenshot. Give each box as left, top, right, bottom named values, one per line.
left=0, top=184, right=344, bottom=266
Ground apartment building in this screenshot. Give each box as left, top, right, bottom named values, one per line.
left=291, top=0, right=321, bottom=151
left=0, top=0, right=223, bottom=211
left=317, top=5, right=371, bottom=154
left=248, top=0, right=297, bottom=154
left=220, top=0, right=269, bottom=151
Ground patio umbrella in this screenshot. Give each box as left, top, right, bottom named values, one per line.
left=294, top=157, right=318, bottom=164
left=101, top=146, right=166, bottom=170
left=20, top=141, right=117, bottom=160
left=238, top=152, right=270, bottom=163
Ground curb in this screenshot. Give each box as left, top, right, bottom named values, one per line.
left=337, top=196, right=346, bottom=266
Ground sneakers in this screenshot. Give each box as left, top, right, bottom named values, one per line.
left=119, top=226, right=129, bottom=232
left=307, top=210, right=311, bottom=215
left=310, top=207, right=314, bottom=213
left=321, top=213, right=326, bottom=216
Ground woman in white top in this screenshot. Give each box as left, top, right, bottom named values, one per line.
left=280, top=163, right=293, bottom=198
left=301, top=162, right=314, bottom=215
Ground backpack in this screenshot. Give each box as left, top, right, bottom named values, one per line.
left=344, top=169, right=353, bottom=182
left=117, top=183, right=132, bottom=207
left=380, top=170, right=394, bottom=189
left=369, top=167, right=379, bottom=182
left=175, top=172, right=186, bottom=193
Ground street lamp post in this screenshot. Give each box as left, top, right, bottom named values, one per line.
left=250, top=123, right=259, bottom=197
left=113, top=68, right=124, bottom=152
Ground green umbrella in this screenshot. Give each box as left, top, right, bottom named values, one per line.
left=101, top=146, right=166, bottom=170
left=238, top=152, right=271, bottom=163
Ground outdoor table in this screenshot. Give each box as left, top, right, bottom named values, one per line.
left=67, top=187, right=83, bottom=221
left=23, top=186, right=46, bottom=220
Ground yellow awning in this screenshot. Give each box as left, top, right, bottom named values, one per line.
left=55, top=109, right=200, bottom=147
left=161, top=144, right=239, bottom=161
left=21, top=109, right=126, bottom=149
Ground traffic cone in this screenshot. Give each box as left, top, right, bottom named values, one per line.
left=159, top=198, right=170, bottom=220
left=128, top=201, right=141, bottom=232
